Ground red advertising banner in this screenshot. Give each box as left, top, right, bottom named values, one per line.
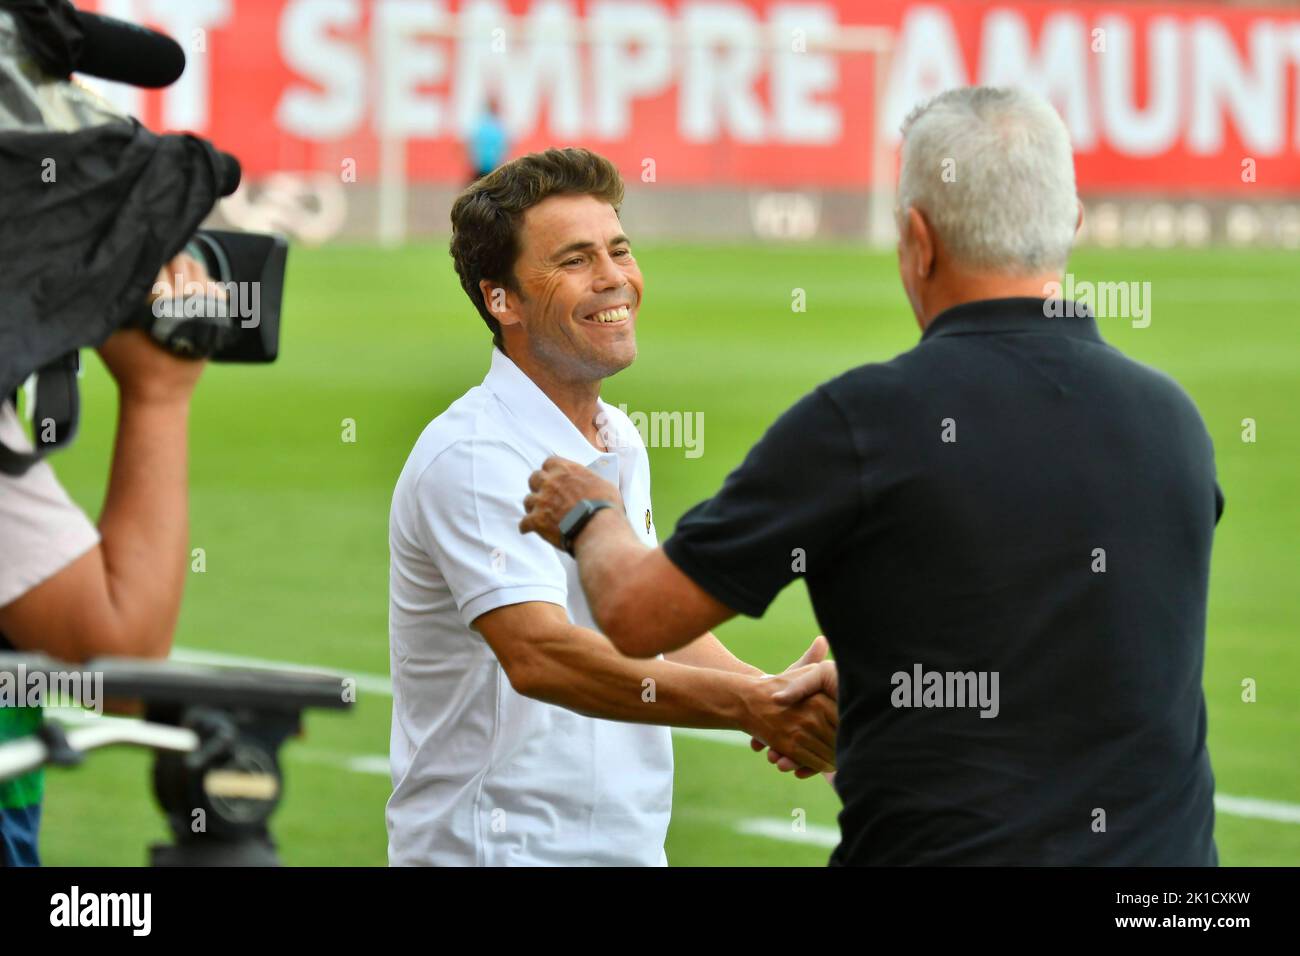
left=75, top=0, right=1300, bottom=194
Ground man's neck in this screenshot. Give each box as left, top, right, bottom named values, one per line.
left=917, top=271, right=1061, bottom=332
left=501, top=346, right=606, bottom=450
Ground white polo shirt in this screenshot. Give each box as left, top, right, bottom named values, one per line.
left=387, top=347, right=673, bottom=866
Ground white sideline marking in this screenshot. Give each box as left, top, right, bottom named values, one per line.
left=295, top=750, right=386, bottom=776
left=175, top=647, right=1300, bottom=828
left=344, top=754, right=391, bottom=776
left=671, top=727, right=752, bottom=747
left=735, top=818, right=840, bottom=848
left=1214, top=794, right=1300, bottom=825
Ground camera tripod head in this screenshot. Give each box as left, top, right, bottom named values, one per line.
left=0, top=652, right=355, bottom=866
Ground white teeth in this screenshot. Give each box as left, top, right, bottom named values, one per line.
left=588, top=305, right=629, bottom=323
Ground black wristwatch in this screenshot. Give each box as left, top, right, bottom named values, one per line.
left=558, top=499, right=615, bottom=555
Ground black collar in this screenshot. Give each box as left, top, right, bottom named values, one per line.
left=921, top=297, right=1102, bottom=343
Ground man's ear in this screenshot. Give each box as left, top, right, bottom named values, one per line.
left=480, top=279, right=521, bottom=328
left=1075, top=200, right=1085, bottom=237
left=905, top=206, right=935, bottom=280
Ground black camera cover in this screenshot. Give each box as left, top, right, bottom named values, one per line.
left=0, top=116, right=226, bottom=401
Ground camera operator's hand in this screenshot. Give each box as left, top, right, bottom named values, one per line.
left=97, top=253, right=221, bottom=405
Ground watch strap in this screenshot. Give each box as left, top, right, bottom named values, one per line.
left=559, top=498, right=615, bottom=555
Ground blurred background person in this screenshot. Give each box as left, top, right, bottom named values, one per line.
left=464, top=96, right=508, bottom=185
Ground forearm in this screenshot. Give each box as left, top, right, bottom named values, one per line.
left=478, top=598, right=837, bottom=771
left=572, top=509, right=713, bottom=656
left=665, top=632, right=763, bottom=677
left=573, top=508, right=651, bottom=628
left=96, top=395, right=192, bottom=657
left=516, top=622, right=757, bottom=731
left=520, top=459, right=737, bottom=655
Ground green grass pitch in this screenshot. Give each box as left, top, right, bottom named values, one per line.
left=34, top=241, right=1300, bottom=866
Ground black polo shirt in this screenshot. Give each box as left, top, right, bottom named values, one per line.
left=664, top=297, right=1221, bottom=866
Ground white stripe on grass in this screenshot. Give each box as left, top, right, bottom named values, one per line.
left=670, top=727, right=752, bottom=747
left=175, top=647, right=1300, bottom=828
left=1214, top=794, right=1300, bottom=825
left=734, top=818, right=840, bottom=848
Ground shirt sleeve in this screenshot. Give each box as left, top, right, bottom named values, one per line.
left=663, top=386, right=860, bottom=618
left=412, top=436, right=569, bottom=628
left=0, top=402, right=101, bottom=609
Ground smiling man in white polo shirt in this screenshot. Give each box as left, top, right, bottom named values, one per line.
left=387, top=147, right=837, bottom=866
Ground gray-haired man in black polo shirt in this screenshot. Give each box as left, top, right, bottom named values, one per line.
left=519, top=86, right=1221, bottom=866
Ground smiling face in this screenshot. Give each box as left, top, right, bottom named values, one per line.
left=489, top=193, right=643, bottom=384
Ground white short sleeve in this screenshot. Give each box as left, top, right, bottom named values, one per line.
left=0, top=401, right=100, bottom=609
left=412, top=437, right=567, bottom=627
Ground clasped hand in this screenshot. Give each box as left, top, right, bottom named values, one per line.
left=746, top=636, right=839, bottom=781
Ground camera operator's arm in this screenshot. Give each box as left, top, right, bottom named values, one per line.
left=0, top=255, right=211, bottom=663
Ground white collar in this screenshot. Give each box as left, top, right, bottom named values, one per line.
left=482, top=347, right=615, bottom=468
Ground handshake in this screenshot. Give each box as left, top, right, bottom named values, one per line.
left=517, top=453, right=841, bottom=782
left=743, top=635, right=839, bottom=781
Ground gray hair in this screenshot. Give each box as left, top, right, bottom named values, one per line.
left=897, top=86, right=1078, bottom=275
